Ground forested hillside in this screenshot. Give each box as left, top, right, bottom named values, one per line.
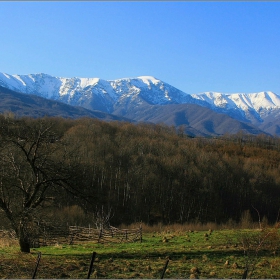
left=1, top=115, right=280, bottom=235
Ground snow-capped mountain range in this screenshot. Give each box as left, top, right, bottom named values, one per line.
left=192, top=91, right=280, bottom=124
left=0, top=73, right=197, bottom=111
left=1, top=72, right=280, bottom=136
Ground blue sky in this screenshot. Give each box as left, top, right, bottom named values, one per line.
left=1, top=1, right=280, bottom=94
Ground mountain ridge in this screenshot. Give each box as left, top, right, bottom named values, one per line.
left=0, top=85, right=132, bottom=122
left=0, top=72, right=279, bottom=136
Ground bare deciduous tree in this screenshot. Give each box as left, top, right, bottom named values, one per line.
left=0, top=117, right=70, bottom=252
left=93, top=206, right=113, bottom=230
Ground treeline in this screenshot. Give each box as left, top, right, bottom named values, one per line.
left=1, top=115, right=280, bottom=230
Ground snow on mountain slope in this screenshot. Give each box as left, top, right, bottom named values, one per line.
left=110, top=76, right=196, bottom=106
left=0, top=71, right=280, bottom=126
left=191, top=91, right=280, bottom=111
left=0, top=73, right=199, bottom=113
left=191, top=91, right=280, bottom=123
left=0, top=73, right=63, bottom=99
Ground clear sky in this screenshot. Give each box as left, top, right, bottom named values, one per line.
left=1, top=1, right=280, bottom=94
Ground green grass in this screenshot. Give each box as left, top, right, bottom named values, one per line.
left=0, top=229, right=280, bottom=278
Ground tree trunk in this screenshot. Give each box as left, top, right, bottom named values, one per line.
left=19, top=237, right=31, bottom=253
left=18, top=224, right=30, bottom=253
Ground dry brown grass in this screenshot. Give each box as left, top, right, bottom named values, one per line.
left=119, top=222, right=223, bottom=233
left=119, top=220, right=268, bottom=234
left=0, top=236, right=17, bottom=248
left=0, top=230, right=17, bottom=248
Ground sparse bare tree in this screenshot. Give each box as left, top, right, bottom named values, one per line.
left=93, top=206, right=113, bottom=230
left=0, top=117, right=71, bottom=252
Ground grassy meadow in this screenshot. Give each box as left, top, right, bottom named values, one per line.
left=0, top=224, right=280, bottom=279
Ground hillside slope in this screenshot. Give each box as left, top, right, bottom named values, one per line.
left=0, top=86, right=131, bottom=122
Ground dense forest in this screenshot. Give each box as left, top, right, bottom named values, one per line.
left=1, top=115, right=280, bottom=244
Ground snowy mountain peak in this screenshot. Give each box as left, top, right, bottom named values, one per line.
left=137, top=76, right=161, bottom=85
left=0, top=72, right=197, bottom=112
left=0, top=71, right=280, bottom=128
left=191, top=91, right=280, bottom=124
left=248, top=91, right=280, bottom=109
left=192, top=91, right=280, bottom=111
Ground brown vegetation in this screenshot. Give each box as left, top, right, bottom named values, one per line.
left=1, top=115, right=280, bottom=252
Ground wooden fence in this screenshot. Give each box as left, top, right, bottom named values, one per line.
left=33, top=225, right=70, bottom=247
left=69, top=225, right=142, bottom=244
left=0, top=225, right=143, bottom=247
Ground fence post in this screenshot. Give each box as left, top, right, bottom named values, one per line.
left=160, top=258, right=169, bottom=279
left=69, top=227, right=74, bottom=245
left=242, top=267, right=248, bottom=279
left=98, top=229, right=102, bottom=243
left=140, top=225, right=142, bottom=243
left=32, top=252, right=41, bottom=279
left=87, top=251, right=97, bottom=279
left=43, top=226, right=46, bottom=246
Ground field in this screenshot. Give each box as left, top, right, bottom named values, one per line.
left=0, top=228, right=280, bottom=279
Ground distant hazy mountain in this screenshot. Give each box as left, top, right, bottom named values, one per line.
left=117, top=103, right=263, bottom=137
left=0, top=72, right=279, bottom=136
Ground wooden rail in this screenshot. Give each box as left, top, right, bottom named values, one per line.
left=0, top=225, right=142, bottom=247
left=69, top=225, right=142, bottom=244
